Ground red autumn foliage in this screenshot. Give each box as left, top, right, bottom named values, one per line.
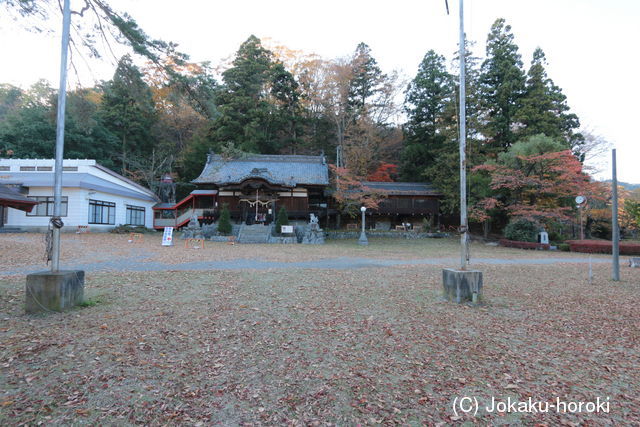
left=329, top=165, right=387, bottom=216
left=499, top=239, right=551, bottom=250
left=367, top=163, right=398, bottom=182
left=565, top=240, right=640, bottom=255
left=472, top=150, right=606, bottom=223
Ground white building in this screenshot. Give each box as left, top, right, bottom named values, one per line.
left=0, top=159, right=159, bottom=232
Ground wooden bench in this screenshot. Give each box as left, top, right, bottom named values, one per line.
left=395, top=225, right=406, bottom=231
left=346, top=223, right=358, bottom=230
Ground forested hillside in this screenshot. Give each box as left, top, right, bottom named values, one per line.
left=3, top=6, right=635, bottom=235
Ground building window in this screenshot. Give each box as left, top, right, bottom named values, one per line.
left=126, top=205, right=145, bottom=226
left=20, top=166, right=36, bottom=171
left=89, top=199, right=115, bottom=225
left=36, top=166, right=53, bottom=171
left=26, top=196, right=68, bottom=217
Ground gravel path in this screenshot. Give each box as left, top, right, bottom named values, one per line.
left=1, top=254, right=613, bottom=276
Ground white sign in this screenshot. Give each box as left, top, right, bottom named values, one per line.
left=281, top=225, right=294, bottom=234
left=162, top=227, right=174, bottom=246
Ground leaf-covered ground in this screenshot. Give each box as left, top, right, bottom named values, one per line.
left=0, top=234, right=639, bottom=424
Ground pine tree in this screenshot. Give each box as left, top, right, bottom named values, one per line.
left=480, top=18, right=526, bottom=155
left=100, top=55, right=157, bottom=174
left=348, top=42, right=385, bottom=117
left=214, top=35, right=277, bottom=153
left=517, top=48, right=582, bottom=151
left=400, top=50, right=454, bottom=181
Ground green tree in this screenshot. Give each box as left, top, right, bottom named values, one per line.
left=400, top=50, right=454, bottom=181
left=517, top=48, right=582, bottom=154
left=348, top=42, right=385, bottom=117
left=214, top=35, right=277, bottom=153
left=480, top=18, right=526, bottom=155
left=269, top=62, right=302, bottom=153
left=217, top=203, right=232, bottom=235
left=100, top=55, right=157, bottom=175
left=275, top=206, right=290, bottom=233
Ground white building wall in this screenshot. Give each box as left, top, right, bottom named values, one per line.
left=2, top=159, right=157, bottom=232
left=6, top=187, right=156, bottom=231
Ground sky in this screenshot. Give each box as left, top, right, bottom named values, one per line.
left=1, top=0, right=639, bottom=183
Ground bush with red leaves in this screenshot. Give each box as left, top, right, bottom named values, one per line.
left=566, top=240, right=640, bottom=255
left=499, top=239, right=551, bottom=250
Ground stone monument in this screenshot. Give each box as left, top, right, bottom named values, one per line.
left=181, top=213, right=203, bottom=239
left=302, top=213, right=325, bottom=244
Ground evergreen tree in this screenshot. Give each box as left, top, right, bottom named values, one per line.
left=348, top=42, right=385, bottom=117
left=214, top=35, right=277, bottom=153
left=100, top=55, right=157, bottom=174
left=217, top=203, right=232, bottom=235
left=270, top=62, right=302, bottom=153
left=275, top=206, right=289, bottom=233
left=400, top=50, right=454, bottom=181
left=480, top=18, right=526, bottom=155
left=517, top=48, right=582, bottom=152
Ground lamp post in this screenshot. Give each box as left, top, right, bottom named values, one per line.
left=358, top=206, right=368, bottom=245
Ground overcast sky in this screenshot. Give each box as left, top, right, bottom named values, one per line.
left=1, top=0, right=638, bottom=183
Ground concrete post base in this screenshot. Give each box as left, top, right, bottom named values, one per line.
left=25, top=270, right=85, bottom=314
left=442, top=268, right=483, bottom=304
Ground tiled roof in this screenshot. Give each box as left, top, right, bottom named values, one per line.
left=193, top=154, right=329, bottom=187
left=361, top=181, right=442, bottom=196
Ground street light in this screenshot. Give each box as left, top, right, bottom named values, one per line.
left=358, top=206, right=368, bottom=245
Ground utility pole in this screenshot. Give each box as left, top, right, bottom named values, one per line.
left=441, top=0, right=482, bottom=303
left=612, top=149, right=620, bottom=281
left=458, top=0, right=468, bottom=270
left=51, top=0, right=71, bottom=272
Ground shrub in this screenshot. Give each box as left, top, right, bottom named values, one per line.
left=558, top=243, right=570, bottom=252
left=110, top=224, right=149, bottom=234
left=503, top=218, right=540, bottom=242
left=566, top=240, right=640, bottom=255
left=275, top=206, right=289, bottom=233
left=499, top=239, right=550, bottom=250
left=217, top=203, right=232, bottom=235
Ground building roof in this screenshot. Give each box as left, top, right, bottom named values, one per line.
left=0, top=173, right=158, bottom=202
left=361, top=181, right=442, bottom=196
left=193, top=154, right=329, bottom=187
left=0, top=184, right=38, bottom=212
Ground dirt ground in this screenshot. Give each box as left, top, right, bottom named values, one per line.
left=0, top=233, right=638, bottom=425
left=0, top=232, right=600, bottom=273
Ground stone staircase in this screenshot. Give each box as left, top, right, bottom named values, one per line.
left=237, top=224, right=272, bottom=244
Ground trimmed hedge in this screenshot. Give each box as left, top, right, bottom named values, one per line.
left=565, top=240, right=640, bottom=255
left=499, top=239, right=550, bottom=250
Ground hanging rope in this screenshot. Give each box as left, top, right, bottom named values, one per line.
left=44, top=216, right=64, bottom=264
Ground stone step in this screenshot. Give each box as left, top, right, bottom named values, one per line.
left=0, top=227, right=24, bottom=233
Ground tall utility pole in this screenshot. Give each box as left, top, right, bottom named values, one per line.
left=611, top=149, right=620, bottom=281
left=458, top=0, right=468, bottom=270
left=51, top=0, right=71, bottom=272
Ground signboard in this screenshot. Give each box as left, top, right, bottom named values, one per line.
left=281, top=225, right=294, bottom=234
left=162, top=227, right=174, bottom=246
